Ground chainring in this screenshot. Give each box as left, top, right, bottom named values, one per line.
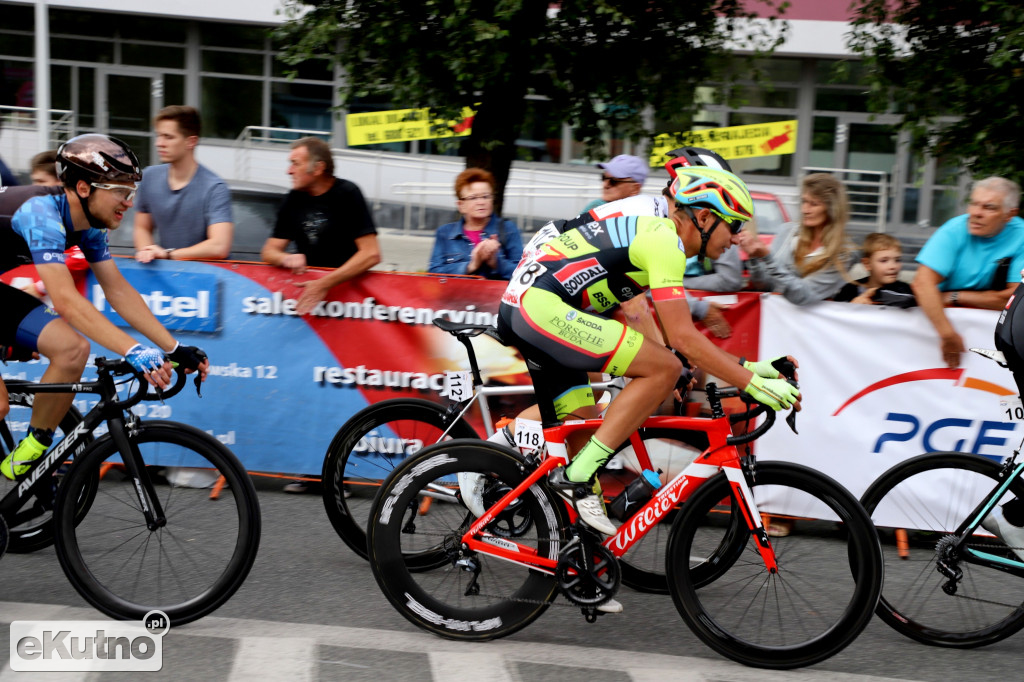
left=555, top=540, right=620, bottom=606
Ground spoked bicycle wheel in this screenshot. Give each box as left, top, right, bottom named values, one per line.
left=322, top=398, right=478, bottom=560
left=860, top=452, right=1024, bottom=647
left=667, top=461, right=882, bottom=669
left=0, top=405, right=96, bottom=553
left=368, top=440, right=568, bottom=640
left=54, top=421, right=261, bottom=626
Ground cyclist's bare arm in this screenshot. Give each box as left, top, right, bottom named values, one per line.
left=38, top=261, right=175, bottom=387
left=655, top=297, right=751, bottom=388
left=133, top=211, right=156, bottom=251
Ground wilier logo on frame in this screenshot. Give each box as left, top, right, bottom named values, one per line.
left=9, top=610, right=168, bottom=672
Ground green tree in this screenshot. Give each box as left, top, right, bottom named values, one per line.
left=275, top=0, right=786, bottom=210
left=848, top=0, right=1024, bottom=186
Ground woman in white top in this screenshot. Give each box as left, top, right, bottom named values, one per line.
left=736, top=173, right=854, bottom=305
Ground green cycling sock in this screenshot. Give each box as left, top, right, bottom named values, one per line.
left=565, top=436, right=614, bottom=484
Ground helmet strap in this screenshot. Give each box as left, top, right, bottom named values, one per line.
left=74, top=183, right=98, bottom=228
left=683, top=206, right=723, bottom=262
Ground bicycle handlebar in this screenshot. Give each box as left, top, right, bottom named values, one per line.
left=94, top=357, right=190, bottom=409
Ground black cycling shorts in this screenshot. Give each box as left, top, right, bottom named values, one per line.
left=0, top=282, right=58, bottom=352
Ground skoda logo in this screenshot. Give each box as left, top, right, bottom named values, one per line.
left=565, top=310, right=578, bottom=321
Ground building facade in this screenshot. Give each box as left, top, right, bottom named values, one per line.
left=0, top=0, right=967, bottom=232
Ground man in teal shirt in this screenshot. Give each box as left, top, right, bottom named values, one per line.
left=913, top=176, right=1024, bottom=368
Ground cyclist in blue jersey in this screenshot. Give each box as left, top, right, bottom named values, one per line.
left=0, top=134, right=209, bottom=480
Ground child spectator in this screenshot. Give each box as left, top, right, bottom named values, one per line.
left=834, top=233, right=917, bottom=308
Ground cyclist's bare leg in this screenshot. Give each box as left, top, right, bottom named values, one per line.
left=567, top=340, right=680, bottom=482
left=30, top=318, right=90, bottom=432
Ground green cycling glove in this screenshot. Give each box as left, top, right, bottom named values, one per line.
left=742, top=356, right=786, bottom=379
left=744, top=374, right=800, bottom=411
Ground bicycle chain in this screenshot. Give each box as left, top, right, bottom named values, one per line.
left=406, top=525, right=583, bottom=609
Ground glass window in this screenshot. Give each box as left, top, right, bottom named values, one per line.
left=814, top=88, right=869, bottom=112
left=270, top=81, right=332, bottom=132
left=52, top=38, right=113, bottom=63
left=0, top=60, right=34, bottom=108
left=163, top=74, right=185, bottom=111
left=51, top=64, right=71, bottom=111
left=78, top=67, right=96, bottom=129
left=124, top=17, right=187, bottom=44
left=816, top=59, right=868, bottom=86
left=199, top=23, right=267, bottom=50
left=202, top=50, right=264, bottom=77
left=50, top=9, right=117, bottom=39
left=753, top=58, right=803, bottom=84
left=731, top=85, right=798, bottom=109
left=0, top=3, right=33, bottom=31
left=272, top=55, right=333, bottom=81
left=932, top=188, right=961, bottom=226
left=516, top=99, right=562, bottom=163
left=0, top=33, right=32, bottom=58
left=201, top=77, right=262, bottom=139
left=122, top=43, right=185, bottom=70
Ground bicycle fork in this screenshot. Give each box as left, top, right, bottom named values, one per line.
left=108, top=415, right=167, bottom=531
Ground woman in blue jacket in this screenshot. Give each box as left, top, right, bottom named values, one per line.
left=428, top=167, right=523, bottom=279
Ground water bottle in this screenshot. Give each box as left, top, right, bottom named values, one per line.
left=607, top=469, right=662, bottom=521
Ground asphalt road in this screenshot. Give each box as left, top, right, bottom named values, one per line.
left=1, top=478, right=1022, bottom=681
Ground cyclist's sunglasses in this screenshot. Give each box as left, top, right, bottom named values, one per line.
left=90, top=182, right=138, bottom=203
left=681, top=204, right=745, bottom=234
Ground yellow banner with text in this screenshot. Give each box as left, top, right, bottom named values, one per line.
left=346, top=107, right=475, bottom=146
left=650, top=120, right=797, bottom=165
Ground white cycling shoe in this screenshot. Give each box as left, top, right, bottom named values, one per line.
left=549, top=467, right=618, bottom=536
left=596, top=598, right=623, bottom=614
left=981, top=505, right=1024, bottom=562
left=458, top=471, right=488, bottom=518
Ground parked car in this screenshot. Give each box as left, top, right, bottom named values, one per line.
left=750, top=190, right=791, bottom=242
left=106, top=180, right=287, bottom=261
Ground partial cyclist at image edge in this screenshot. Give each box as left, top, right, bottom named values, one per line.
left=497, top=166, right=801, bottom=536
left=0, top=133, right=209, bottom=480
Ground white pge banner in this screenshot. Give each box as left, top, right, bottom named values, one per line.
left=755, top=296, right=1017, bottom=521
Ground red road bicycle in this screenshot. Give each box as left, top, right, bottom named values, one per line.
left=367, top=375, right=883, bottom=669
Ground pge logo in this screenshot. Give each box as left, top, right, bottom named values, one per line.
left=834, top=368, right=1018, bottom=458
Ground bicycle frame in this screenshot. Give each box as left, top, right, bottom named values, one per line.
left=943, top=456, right=1024, bottom=576
left=459, top=411, right=777, bottom=575
left=0, top=361, right=184, bottom=532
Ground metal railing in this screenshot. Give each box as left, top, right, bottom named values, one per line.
left=0, top=105, right=76, bottom=160
left=802, top=166, right=888, bottom=233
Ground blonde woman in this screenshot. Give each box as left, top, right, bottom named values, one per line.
left=737, top=173, right=854, bottom=305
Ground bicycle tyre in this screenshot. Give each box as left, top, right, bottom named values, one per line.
left=860, top=452, right=1024, bottom=648
left=667, top=461, right=882, bottom=669
left=1, top=405, right=97, bottom=553
left=322, top=398, right=479, bottom=560
left=53, top=421, right=261, bottom=626
left=368, top=439, right=568, bottom=641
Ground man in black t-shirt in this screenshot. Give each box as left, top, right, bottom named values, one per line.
left=261, top=136, right=380, bottom=315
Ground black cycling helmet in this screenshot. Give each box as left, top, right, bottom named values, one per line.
left=663, top=146, right=732, bottom=179
left=996, top=282, right=1024, bottom=396
left=56, top=134, right=142, bottom=189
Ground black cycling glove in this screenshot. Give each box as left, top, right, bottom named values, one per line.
left=168, top=343, right=208, bottom=371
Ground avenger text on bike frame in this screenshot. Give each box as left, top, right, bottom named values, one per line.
left=0, top=358, right=260, bottom=626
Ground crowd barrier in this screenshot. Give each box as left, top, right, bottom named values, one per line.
left=2, top=259, right=1015, bottom=511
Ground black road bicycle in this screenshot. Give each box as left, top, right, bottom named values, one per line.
left=0, top=357, right=261, bottom=626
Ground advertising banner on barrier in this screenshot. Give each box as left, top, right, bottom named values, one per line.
left=1, top=258, right=762, bottom=476
left=756, top=296, right=1016, bottom=525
